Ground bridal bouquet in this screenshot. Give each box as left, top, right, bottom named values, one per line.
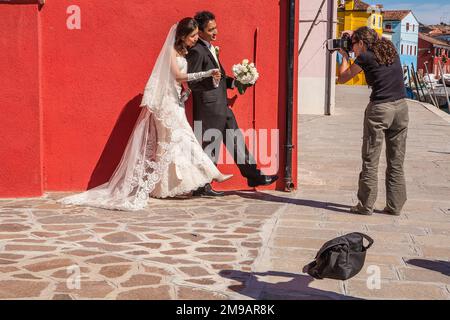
left=232, top=59, right=259, bottom=94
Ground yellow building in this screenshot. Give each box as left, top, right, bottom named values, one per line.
left=337, top=0, right=383, bottom=85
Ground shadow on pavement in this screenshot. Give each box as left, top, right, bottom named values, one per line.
left=224, top=191, right=353, bottom=214
left=406, top=259, right=450, bottom=276
left=219, top=270, right=362, bottom=300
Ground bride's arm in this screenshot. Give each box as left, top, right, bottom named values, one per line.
left=170, top=49, right=189, bottom=81
left=171, top=49, right=218, bottom=82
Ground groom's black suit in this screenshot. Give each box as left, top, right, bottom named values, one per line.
left=186, top=39, right=260, bottom=180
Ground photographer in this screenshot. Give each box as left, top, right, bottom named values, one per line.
left=337, top=26, right=408, bottom=216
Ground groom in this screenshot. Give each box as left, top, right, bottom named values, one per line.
left=187, top=11, right=278, bottom=197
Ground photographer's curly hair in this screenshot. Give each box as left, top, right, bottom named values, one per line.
left=352, top=26, right=398, bottom=66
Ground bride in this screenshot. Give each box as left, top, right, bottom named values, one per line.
left=58, top=18, right=232, bottom=211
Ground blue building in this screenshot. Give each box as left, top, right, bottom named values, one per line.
left=383, top=10, right=419, bottom=70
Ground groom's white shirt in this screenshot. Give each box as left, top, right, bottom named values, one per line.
left=198, top=38, right=235, bottom=89
left=200, top=38, right=219, bottom=66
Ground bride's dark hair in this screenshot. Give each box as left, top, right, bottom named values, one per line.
left=175, top=17, right=198, bottom=54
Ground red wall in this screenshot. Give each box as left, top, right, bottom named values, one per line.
left=1, top=0, right=298, bottom=197
left=0, top=4, right=43, bottom=197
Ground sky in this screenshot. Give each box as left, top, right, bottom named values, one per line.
left=366, top=0, right=450, bottom=25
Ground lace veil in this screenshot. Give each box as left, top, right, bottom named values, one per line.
left=140, top=24, right=177, bottom=111
left=58, top=25, right=179, bottom=211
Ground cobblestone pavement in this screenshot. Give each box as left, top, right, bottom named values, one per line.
left=0, top=191, right=290, bottom=300
left=0, top=86, right=449, bottom=300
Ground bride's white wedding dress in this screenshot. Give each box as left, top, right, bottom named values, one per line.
left=58, top=25, right=231, bottom=211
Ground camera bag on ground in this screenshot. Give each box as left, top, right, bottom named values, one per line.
left=303, top=232, right=374, bottom=280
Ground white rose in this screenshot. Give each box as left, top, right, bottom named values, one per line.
left=242, top=59, right=249, bottom=65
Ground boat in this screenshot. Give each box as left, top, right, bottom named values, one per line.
left=441, top=74, right=450, bottom=86
left=407, top=80, right=449, bottom=112
left=424, top=73, right=440, bottom=87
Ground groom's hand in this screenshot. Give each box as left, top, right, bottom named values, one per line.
left=212, top=69, right=221, bottom=81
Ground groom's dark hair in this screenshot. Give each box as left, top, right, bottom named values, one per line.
left=194, top=11, right=216, bottom=31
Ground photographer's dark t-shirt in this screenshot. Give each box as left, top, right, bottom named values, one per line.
left=355, top=50, right=406, bottom=104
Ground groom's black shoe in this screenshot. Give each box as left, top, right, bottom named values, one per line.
left=247, top=175, right=279, bottom=188
left=193, top=183, right=224, bottom=197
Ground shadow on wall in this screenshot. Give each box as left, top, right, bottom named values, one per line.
left=87, top=94, right=143, bottom=189
left=219, top=270, right=362, bottom=300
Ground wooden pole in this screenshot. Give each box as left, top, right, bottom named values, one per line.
left=423, top=62, right=439, bottom=107
left=412, top=64, right=427, bottom=103
left=410, top=64, right=422, bottom=102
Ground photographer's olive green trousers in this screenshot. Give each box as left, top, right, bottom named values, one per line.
left=357, top=98, right=409, bottom=214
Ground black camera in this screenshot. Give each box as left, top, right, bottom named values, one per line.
left=326, top=33, right=352, bottom=53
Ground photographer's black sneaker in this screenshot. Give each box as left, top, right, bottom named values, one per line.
left=350, top=203, right=373, bottom=216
